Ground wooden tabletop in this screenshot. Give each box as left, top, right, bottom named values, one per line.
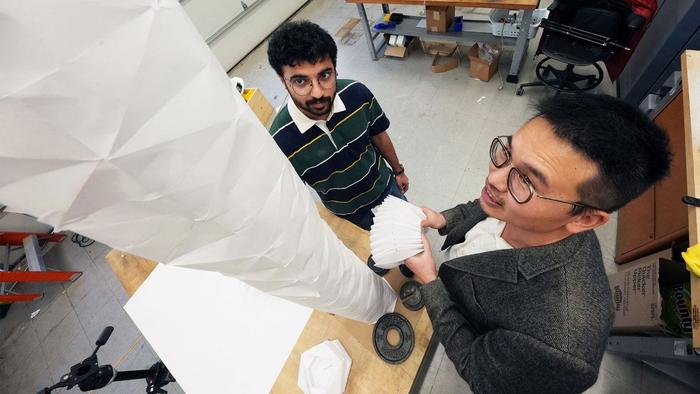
left=345, top=0, right=539, bottom=10
left=270, top=206, right=433, bottom=393
left=107, top=204, right=434, bottom=392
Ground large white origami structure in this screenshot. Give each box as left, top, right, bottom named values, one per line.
left=0, top=0, right=396, bottom=322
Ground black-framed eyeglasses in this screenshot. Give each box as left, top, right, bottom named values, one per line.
left=284, top=69, right=337, bottom=96
left=490, top=136, right=604, bottom=211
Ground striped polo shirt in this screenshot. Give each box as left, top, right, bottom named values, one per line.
left=269, top=79, right=392, bottom=216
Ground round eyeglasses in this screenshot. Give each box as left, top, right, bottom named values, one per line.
left=284, top=69, right=337, bottom=96
left=489, top=136, right=604, bottom=211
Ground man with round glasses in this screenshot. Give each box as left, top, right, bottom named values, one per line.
left=267, top=21, right=409, bottom=231
left=405, top=94, right=671, bottom=393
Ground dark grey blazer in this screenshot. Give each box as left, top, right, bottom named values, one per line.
left=421, top=200, right=614, bottom=394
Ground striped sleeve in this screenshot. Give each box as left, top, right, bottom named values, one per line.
left=361, top=85, right=390, bottom=136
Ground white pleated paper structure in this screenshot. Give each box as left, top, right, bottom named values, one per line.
left=370, top=196, right=426, bottom=269
left=0, top=0, right=395, bottom=323
left=298, top=340, right=352, bottom=394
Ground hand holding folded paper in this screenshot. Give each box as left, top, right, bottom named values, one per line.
left=369, top=196, right=427, bottom=269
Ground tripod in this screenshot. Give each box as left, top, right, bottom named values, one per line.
left=38, top=326, right=175, bottom=393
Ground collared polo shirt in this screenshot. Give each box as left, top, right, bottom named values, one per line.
left=269, top=79, right=392, bottom=216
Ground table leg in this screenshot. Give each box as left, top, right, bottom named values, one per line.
left=507, top=9, right=534, bottom=83
left=357, top=3, right=379, bottom=61
left=409, top=333, right=440, bottom=394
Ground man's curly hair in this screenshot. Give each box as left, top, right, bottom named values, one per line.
left=267, top=21, right=337, bottom=76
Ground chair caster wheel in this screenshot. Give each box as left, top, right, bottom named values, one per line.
left=516, top=87, right=524, bottom=96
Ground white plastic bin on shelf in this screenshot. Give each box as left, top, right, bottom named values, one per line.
left=489, top=8, right=549, bottom=39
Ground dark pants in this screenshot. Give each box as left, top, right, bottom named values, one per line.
left=338, top=177, right=406, bottom=231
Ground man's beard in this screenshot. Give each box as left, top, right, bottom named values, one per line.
left=296, top=95, right=333, bottom=118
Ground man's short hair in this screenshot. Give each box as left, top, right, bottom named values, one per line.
left=533, top=93, right=671, bottom=213
left=267, top=21, right=337, bottom=76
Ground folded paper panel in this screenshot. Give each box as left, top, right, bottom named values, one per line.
left=0, top=0, right=396, bottom=324
left=370, top=196, right=427, bottom=268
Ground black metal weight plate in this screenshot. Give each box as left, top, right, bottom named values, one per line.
left=399, top=281, right=424, bottom=311
left=373, top=312, right=414, bottom=364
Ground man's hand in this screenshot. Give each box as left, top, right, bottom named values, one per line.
left=396, top=173, right=409, bottom=193
left=404, top=234, right=437, bottom=284
left=420, top=207, right=446, bottom=230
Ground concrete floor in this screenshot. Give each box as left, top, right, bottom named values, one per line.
left=0, top=0, right=697, bottom=393
left=0, top=238, right=186, bottom=394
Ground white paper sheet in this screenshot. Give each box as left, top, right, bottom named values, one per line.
left=0, top=0, right=396, bottom=323
left=125, top=263, right=312, bottom=394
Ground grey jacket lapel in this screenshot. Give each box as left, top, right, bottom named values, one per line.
left=439, top=200, right=488, bottom=251
left=442, top=233, right=591, bottom=283
left=439, top=199, right=596, bottom=283
left=444, top=248, right=520, bottom=283
left=515, top=231, right=596, bottom=279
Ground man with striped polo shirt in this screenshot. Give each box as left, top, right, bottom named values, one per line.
left=267, top=21, right=408, bottom=234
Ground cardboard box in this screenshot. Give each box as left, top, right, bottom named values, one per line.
left=467, top=43, right=500, bottom=82
left=242, top=88, right=274, bottom=126
left=420, top=40, right=458, bottom=56
left=426, top=6, right=454, bottom=33
left=608, top=249, right=690, bottom=334
left=384, top=35, right=413, bottom=59
left=420, top=40, right=460, bottom=73
left=385, top=45, right=408, bottom=58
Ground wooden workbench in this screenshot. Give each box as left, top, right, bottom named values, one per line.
left=107, top=205, right=434, bottom=393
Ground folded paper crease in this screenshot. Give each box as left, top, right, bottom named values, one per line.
left=0, top=0, right=396, bottom=323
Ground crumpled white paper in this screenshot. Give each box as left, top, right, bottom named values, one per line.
left=370, top=196, right=426, bottom=269
left=0, top=0, right=395, bottom=323
left=298, top=340, right=352, bottom=394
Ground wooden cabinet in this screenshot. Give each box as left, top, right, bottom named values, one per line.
left=615, top=92, right=688, bottom=264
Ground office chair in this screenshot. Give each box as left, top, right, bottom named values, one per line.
left=516, top=0, right=645, bottom=95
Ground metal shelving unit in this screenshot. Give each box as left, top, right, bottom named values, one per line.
left=607, top=50, right=700, bottom=391
left=371, top=15, right=518, bottom=47
left=607, top=336, right=700, bottom=387
left=349, top=1, right=536, bottom=83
